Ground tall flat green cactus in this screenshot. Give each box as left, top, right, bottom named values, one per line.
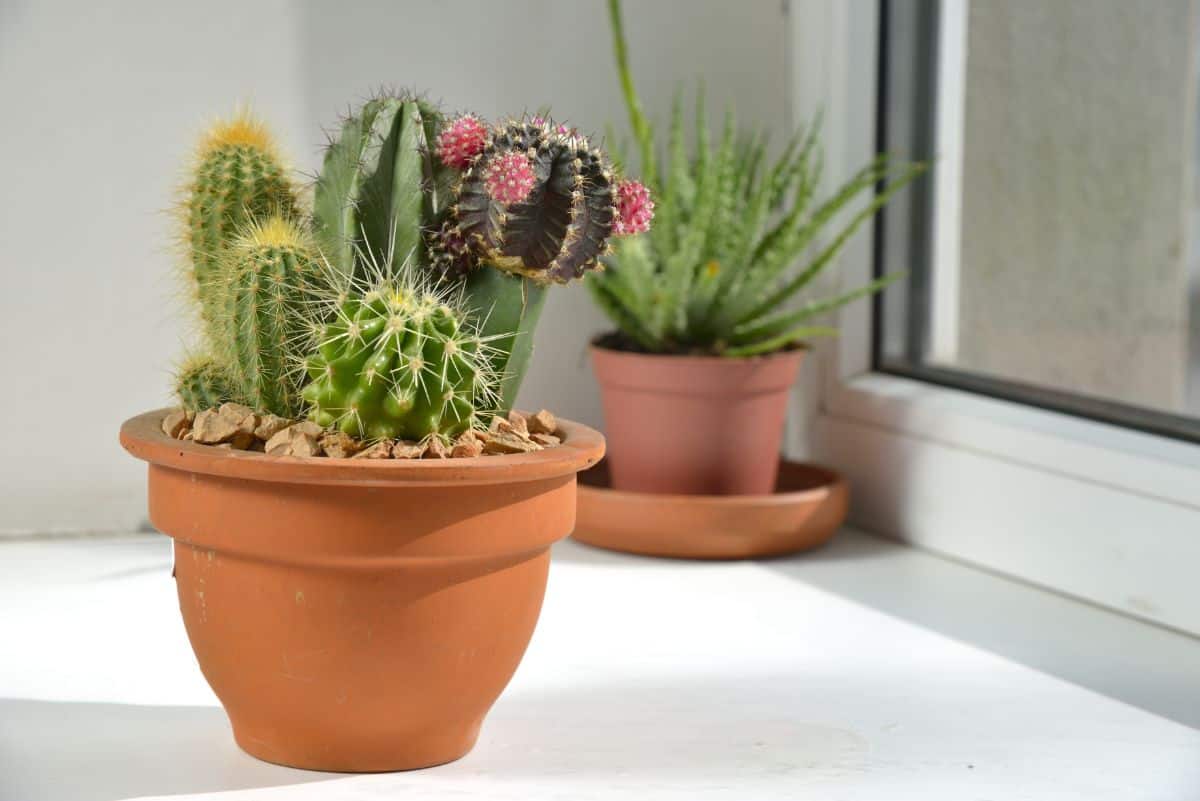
left=183, top=113, right=298, bottom=326
left=214, top=216, right=319, bottom=418
left=313, top=93, right=452, bottom=280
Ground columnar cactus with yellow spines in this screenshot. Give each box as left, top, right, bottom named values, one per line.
left=183, top=112, right=299, bottom=324
left=300, top=269, right=498, bottom=440
left=212, top=216, right=320, bottom=418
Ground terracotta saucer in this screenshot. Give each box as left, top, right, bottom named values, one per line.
left=572, top=460, right=849, bottom=560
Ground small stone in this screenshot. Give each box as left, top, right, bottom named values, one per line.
left=265, top=425, right=322, bottom=457
left=292, top=421, right=325, bottom=438
left=218, top=402, right=258, bottom=435
left=422, top=437, right=450, bottom=459
left=392, top=441, right=425, bottom=459
left=490, top=415, right=531, bottom=440
left=182, top=429, right=195, bottom=441
left=264, top=428, right=290, bottom=454
left=161, top=409, right=190, bottom=439
left=451, top=431, right=484, bottom=458
left=289, top=432, right=322, bottom=458
left=254, top=414, right=291, bottom=441
left=229, top=431, right=256, bottom=450
left=192, top=408, right=240, bottom=444
left=213, top=442, right=234, bottom=450
left=527, top=409, right=558, bottom=436
left=218, top=402, right=254, bottom=419
left=320, top=431, right=362, bottom=459
left=352, top=441, right=394, bottom=460
left=531, top=432, right=561, bottom=447
left=506, top=410, right=529, bottom=436
left=483, top=431, right=541, bottom=455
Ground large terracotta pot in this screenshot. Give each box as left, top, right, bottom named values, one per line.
left=590, top=344, right=803, bottom=496
left=119, top=409, right=604, bottom=772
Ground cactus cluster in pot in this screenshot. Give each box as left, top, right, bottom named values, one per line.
left=172, top=92, right=651, bottom=451
left=124, top=88, right=631, bottom=775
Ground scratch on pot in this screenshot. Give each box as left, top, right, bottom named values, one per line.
left=279, top=652, right=319, bottom=684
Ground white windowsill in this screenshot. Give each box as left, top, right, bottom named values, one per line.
left=1, top=529, right=1197, bottom=800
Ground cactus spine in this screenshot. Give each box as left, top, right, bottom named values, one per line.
left=301, top=269, right=498, bottom=440
left=213, top=216, right=319, bottom=418
left=184, top=113, right=298, bottom=325
left=175, top=355, right=234, bottom=412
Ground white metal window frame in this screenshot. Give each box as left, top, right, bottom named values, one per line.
left=790, top=0, right=1200, bottom=636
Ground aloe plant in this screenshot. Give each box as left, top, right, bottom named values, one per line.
left=592, top=0, right=926, bottom=357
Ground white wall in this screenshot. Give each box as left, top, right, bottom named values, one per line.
left=0, top=0, right=792, bottom=533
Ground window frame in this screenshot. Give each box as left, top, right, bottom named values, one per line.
left=794, top=0, right=1200, bottom=637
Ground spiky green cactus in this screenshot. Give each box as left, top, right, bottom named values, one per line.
left=175, top=355, right=234, bottom=412
left=300, top=271, right=497, bottom=440
left=184, top=113, right=298, bottom=324
left=437, top=119, right=619, bottom=284
left=313, top=92, right=451, bottom=280
left=213, top=216, right=320, bottom=418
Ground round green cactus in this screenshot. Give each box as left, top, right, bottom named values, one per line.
left=214, top=216, right=319, bottom=418
left=301, top=275, right=497, bottom=440
left=175, top=355, right=234, bottom=412
left=184, top=112, right=298, bottom=324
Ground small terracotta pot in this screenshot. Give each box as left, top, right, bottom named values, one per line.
left=119, top=409, right=603, bottom=773
left=590, top=344, right=804, bottom=496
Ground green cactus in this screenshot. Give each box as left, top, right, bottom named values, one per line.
left=183, top=112, right=298, bottom=325
left=300, top=271, right=498, bottom=440
left=313, top=92, right=452, bottom=281
left=213, top=216, right=320, bottom=418
left=175, top=355, right=234, bottom=412
left=439, top=119, right=619, bottom=285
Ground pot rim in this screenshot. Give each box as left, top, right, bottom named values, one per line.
left=588, top=336, right=807, bottom=366
left=120, top=408, right=605, bottom=487
left=579, top=461, right=845, bottom=508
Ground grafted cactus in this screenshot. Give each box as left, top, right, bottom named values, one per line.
left=213, top=216, right=320, bottom=418
left=183, top=112, right=298, bottom=324
left=300, top=270, right=498, bottom=440
left=436, top=118, right=620, bottom=284
left=175, top=355, right=234, bottom=412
